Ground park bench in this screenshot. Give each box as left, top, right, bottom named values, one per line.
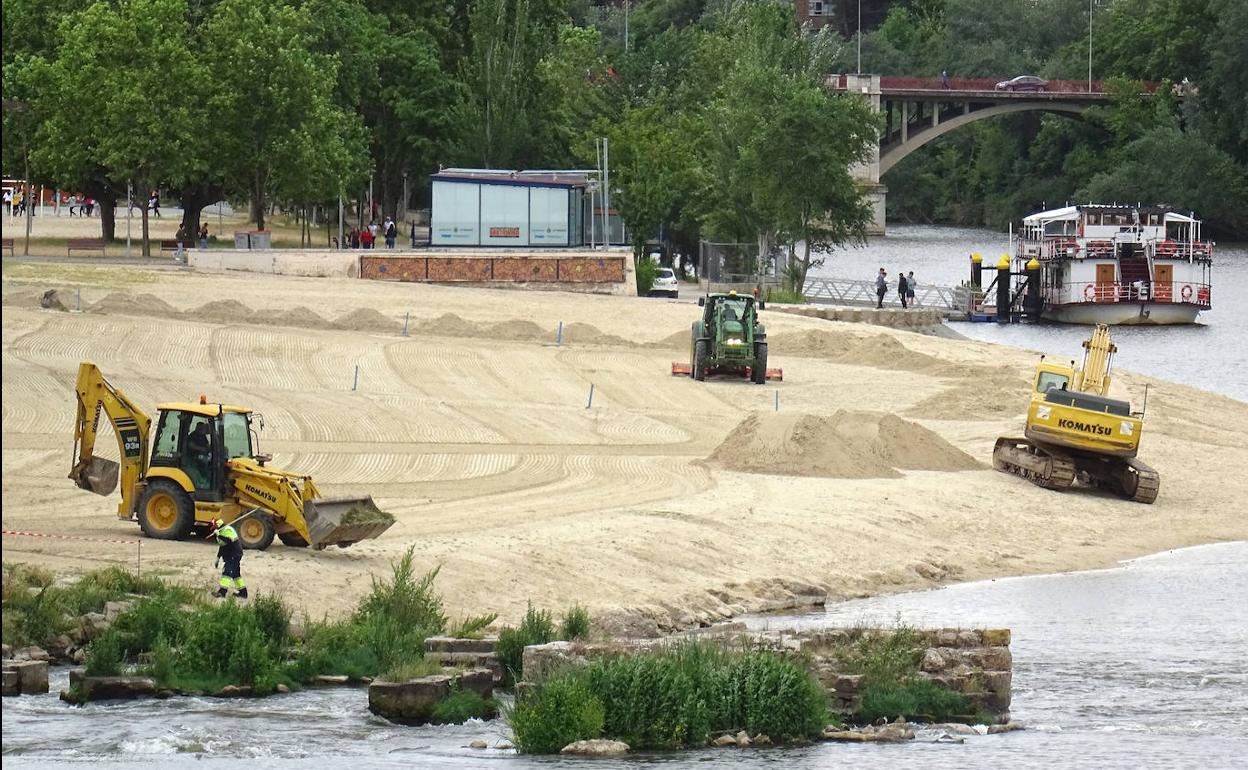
left=1, top=238, right=13, bottom=256
left=66, top=238, right=106, bottom=257
left=159, top=239, right=190, bottom=253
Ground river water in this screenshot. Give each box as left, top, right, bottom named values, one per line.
left=810, top=225, right=1248, bottom=401
left=6, top=543, right=1246, bottom=769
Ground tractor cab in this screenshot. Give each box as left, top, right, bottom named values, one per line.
left=149, top=400, right=259, bottom=502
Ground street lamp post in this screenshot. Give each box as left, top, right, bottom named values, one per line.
left=1088, top=0, right=1093, bottom=92
left=857, top=0, right=862, bottom=75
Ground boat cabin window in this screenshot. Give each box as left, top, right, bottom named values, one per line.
left=1036, top=372, right=1070, bottom=393
left=1085, top=212, right=1101, bottom=226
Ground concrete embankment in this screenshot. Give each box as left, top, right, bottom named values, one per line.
left=769, top=304, right=962, bottom=336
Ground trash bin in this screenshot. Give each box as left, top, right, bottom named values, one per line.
left=248, top=230, right=271, bottom=250
left=234, top=232, right=251, bottom=250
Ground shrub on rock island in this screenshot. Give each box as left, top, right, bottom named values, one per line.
left=509, top=674, right=605, bottom=754
left=509, top=641, right=828, bottom=753
left=497, top=603, right=556, bottom=685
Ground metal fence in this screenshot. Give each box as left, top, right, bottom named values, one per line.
left=802, top=276, right=964, bottom=311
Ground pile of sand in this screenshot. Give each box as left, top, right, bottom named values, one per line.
left=88, top=292, right=178, bottom=317
left=708, top=410, right=983, bottom=479
left=561, top=322, right=630, bottom=347
left=333, top=308, right=400, bottom=333
left=271, top=306, right=333, bottom=329
left=770, top=330, right=949, bottom=373
left=188, top=299, right=255, bottom=324
left=905, top=375, right=1031, bottom=420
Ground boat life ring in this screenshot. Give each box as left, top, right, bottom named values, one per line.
left=1084, top=283, right=1096, bottom=301
left=1181, top=284, right=1193, bottom=301
left=1158, top=240, right=1177, bottom=256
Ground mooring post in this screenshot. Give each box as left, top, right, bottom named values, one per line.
left=586, top=383, right=594, bottom=409
left=352, top=364, right=359, bottom=391
left=556, top=321, right=564, bottom=346
left=402, top=311, right=410, bottom=336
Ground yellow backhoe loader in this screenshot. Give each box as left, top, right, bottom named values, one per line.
left=69, top=362, right=395, bottom=549
left=992, top=325, right=1159, bottom=504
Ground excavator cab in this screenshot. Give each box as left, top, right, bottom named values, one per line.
left=149, top=402, right=252, bottom=501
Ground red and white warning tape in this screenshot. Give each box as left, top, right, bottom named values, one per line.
left=1, top=529, right=140, bottom=545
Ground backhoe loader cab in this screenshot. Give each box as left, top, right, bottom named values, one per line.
left=69, top=362, right=393, bottom=550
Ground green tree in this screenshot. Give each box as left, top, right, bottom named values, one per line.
left=37, top=0, right=204, bottom=255
left=204, top=0, right=368, bottom=230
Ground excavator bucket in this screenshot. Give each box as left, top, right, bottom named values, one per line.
left=302, top=496, right=396, bottom=549
left=72, top=457, right=120, bottom=496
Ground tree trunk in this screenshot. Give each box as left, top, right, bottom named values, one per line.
left=140, top=202, right=151, bottom=258
left=252, top=168, right=266, bottom=231
left=177, top=182, right=223, bottom=246
left=81, top=181, right=119, bottom=242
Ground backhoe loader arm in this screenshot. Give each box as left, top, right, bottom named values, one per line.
left=227, top=460, right=317, bottom=545
left=69, top=362, right=152, bottom=515
left=1074, top=324, right=1117, bottom=395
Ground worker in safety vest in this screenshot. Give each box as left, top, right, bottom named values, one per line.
left=210, top=518, right=247, bottom=599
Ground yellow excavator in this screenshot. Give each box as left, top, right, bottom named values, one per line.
left=69, top=362, right=396, bottom=549
left=993, top=325, right=1159, bottom=504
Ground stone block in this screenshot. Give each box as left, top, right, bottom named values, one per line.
left=956, top=630, right=980, bottom=648
left=103, top=601, right=134, bottom=623
left=983, top=670, right=1012, bottom=696
left=2, top=670, right=18, bottom=696
left=14, top=646, right=50, bottom=662
left=976, top=647, right=1013, bottom=671
left=79, top=676, right=157, bottom=701
left=831, top=674, right=864, bottom=694
left=561, top=739, right=629, bottom=756
left=3, top=660, right=49, bottom=694
left=368, top=675, right=451, bottom=725
left=424, top=636, right=499, bottom=654
left=2, top=644, right=12, bottom=659
left=920, top=648, right=947, bottom=673
left=314, top=675, right=350, bottom=685
left=522, top=641, right=589, bottom=683
left=981, top=629, right=1011, bottom=647
left=456, top=668, right=493, bottom=700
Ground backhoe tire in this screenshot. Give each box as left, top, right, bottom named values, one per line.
left=693, top=339, right=709, bottom=381
left=277, top=531, right=310, bottom=548
left=237, top=513, right=275, bottom=551
left=752, top=342, right=768, bottom=384
left=137, top=480, right=195, bottom=541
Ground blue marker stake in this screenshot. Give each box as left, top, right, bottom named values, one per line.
left=556, top=321, right=564, bottom=346
left=586, top=383, right=594, bottom=409
left=352, top=364, right=359, bottom=392
left=774, top=389, right=779, bottom=412
left=403, top=311, right=410, bottom=336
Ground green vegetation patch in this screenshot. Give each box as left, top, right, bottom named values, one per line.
left=496, top=603, right=555, bottom=685
left=432, top=689, right=499, bottom=724
left=340, top=501, right=396, bottom=525
left=508, top=641, right=828, bottom=753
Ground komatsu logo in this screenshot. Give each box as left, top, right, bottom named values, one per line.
left=1058, top=418, right=1111, bottom=436
left=244, top=484, right=278, bottom=504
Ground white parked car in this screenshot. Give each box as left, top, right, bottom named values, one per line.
left=650, top=267, right=679, bottom=298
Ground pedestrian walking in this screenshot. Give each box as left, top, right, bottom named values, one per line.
left=3, top=189, right=11, bottom=217
left=174, top=224, right=187, bottom=262
left=199, top=223, right=209, bottom=250
left=875, top=268, right=888, bottom=309
left=898, top=272, right=909, bottom=309
left=210, top=517, right=247, bottom=599
left=906, top=271, right=918, bottom=307
left=941, top=70, right=951, bottom=89
left=360, top=225, right=375, bottom=249
left=85, top=197, right=95, bottom=217
left=410, top=221, right=417, bottom=248
left=383, top=216, right=397, bottom=249
left=149, top=191, right=161, bottom=218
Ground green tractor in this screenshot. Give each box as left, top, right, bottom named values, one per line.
left=686, top=292, right=775, bottom=384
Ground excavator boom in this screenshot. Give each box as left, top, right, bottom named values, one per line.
left=1074, top=324, right=1116, bottom=395
left=69, top=362, right=151, bottom=517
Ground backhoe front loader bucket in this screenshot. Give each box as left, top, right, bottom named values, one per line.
left=72, top=457, right=120, bottom=496
left=303, top=496, right=396, bottom=549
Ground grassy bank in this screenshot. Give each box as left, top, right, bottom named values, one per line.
left=508, top=641, right=829, bottom=753
left=833, top=626, right=977, bottom=723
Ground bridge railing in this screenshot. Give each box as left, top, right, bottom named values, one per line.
left=801, top=276, right=964, bottom=311
left=827, top=74, right=1160, bottom=95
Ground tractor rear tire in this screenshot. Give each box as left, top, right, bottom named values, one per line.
left=137, top=479, right=195, bottom=540
left=752, top=342, right=768, bottom=384
left=278, top=531, right=310, bottom=548
left=237, top=513, right=276, bottom=551
left=693, top=339, right=709, bottom=381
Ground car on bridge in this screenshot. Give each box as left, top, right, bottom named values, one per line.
left=995, top=75, right=1048, bottom=92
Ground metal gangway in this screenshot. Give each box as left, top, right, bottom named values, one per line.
left=801, top=276, right=969, bottom=314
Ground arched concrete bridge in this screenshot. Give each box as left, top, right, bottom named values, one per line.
left=831, top=75, right=1122, bottom=233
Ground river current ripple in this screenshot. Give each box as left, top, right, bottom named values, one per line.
left=5, top=543, right=1246, bottom=769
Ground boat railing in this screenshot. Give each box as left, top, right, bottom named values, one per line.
left=1063, top=280, right=1211, bottom=307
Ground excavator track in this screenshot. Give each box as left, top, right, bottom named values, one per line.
left=992, top=437, right=1078, bottom=491
left=1118, top=457, right=1160, bottom=504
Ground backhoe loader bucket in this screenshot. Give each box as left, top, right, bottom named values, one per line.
left=303, top=496, right=395, bottom=549
left=72, top=457, right=120, bottom=496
